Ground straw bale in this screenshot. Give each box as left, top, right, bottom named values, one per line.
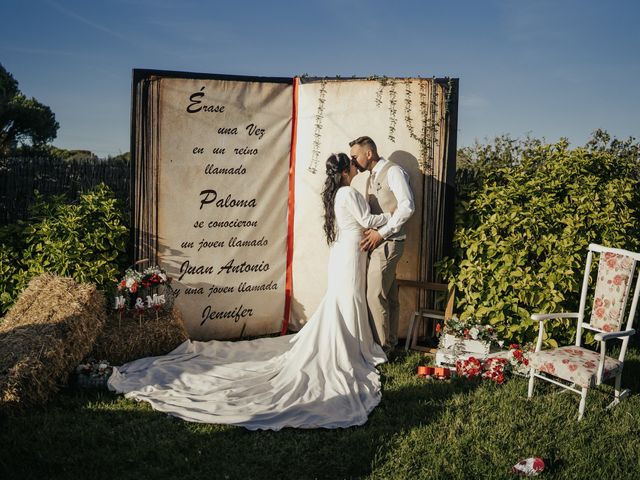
left=90, top=306, right=188, bottom=365
left=0, top=274, right=106, bottom=412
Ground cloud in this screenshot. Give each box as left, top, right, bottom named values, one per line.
left=460, top=94, right=490, bottom=110
left=112, top=0, right=194, bottom=8
left=1, top=45, right=83, bottom=58
left=44, top=0, right=137, bottom=46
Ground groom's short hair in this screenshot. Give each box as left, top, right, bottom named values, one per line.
left=349, top=136, right=377, bottom=153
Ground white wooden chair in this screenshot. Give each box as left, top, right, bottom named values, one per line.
left=527, top=244, right=640, bottom=420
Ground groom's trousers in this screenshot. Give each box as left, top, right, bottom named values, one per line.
left=367, top=239, right=405, bottom=349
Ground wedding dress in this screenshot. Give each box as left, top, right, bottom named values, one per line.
left=108, top=186, right=389, bottom=430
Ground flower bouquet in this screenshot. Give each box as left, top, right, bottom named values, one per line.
left=456, top=356, right=507, bottom=384
left=485, top=343, right=531, bottom=376
left=455, top=356, right=484, bottom=380
left=113, top=265, right=174, bottom=325
left=75, top=358, right=113, bottom=389
left=435, top=316, right=498, bottom=367
left=117, top=265, right=169, bottom=297
left=440, top=315, right=498, bottom=343
left=456, top=344, right=531, bottom=384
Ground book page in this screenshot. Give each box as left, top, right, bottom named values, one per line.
left=156, top=78, right=292, bottom=340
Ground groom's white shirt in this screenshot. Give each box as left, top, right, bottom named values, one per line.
left=371, top=157, right=415, bottom=240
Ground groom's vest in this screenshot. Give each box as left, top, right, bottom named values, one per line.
left=366, top=160, right=407, bottom=240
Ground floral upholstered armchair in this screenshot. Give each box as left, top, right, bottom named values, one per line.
left=527, top=244, right=640, bottom=420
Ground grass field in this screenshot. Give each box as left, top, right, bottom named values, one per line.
left=2, top=348, right=639, bottom=480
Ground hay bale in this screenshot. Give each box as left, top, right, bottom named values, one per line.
left=0, top=274, right=106, bottom=412
left=90, top=306, right=188, bottom=365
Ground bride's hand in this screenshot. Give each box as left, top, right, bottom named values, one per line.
left=360, top=229, right=384, bottom=251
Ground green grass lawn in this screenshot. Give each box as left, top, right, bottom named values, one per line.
left=2, top=348, right=640, bottom=480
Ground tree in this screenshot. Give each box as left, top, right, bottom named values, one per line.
left=0, top=63, right=59, bottom=154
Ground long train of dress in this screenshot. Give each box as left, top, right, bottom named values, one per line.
left=108, top=186, right=389, bottom=430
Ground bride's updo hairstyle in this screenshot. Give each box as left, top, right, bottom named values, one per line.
left=322, top=152, right=350, bottom=245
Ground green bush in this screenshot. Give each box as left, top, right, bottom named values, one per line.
left=0, top=226, right=21, bottom=312
left=0, top=184, right=129, bottom=315
left=439, top=132, right=640, bottom=347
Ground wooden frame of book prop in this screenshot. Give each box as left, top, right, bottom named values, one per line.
left=131, top=69, right=458, bottom=341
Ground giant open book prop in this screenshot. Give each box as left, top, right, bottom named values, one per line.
left=132, top=70, right=458, bottom=340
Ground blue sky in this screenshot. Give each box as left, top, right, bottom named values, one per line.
left=2, top=0, right=639, bottom=157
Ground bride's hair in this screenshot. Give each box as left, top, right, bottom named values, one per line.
left=322, top=153, right=351, bottom=245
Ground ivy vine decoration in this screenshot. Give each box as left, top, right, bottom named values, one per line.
left=419, top=78, right=432, bottom=174
left=444, top=77, right=455, bottom=115
left=374, top=75, right=388, bottom=108
left=371, top=76, right=440, bottom=173
left=426, top=77, right=440, bottom=175
left=372, top=75, right=398, bottom=143
left=308, top=78, right=328, bottom=175
left=403, top=78, right=427, bottom=166
left=387, top=79, right=398, bottom=143
left=399, top=77, right=440, bottom=175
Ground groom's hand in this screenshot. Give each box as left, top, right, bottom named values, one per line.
left=360, top=229, right=384, bottom=251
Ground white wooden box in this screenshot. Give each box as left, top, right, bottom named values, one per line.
left=441, top=334, right=491, bottom=355
left=436, top=335, right=492, bottom=367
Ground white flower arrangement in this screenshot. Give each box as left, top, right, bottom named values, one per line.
left=113, top=265, right=173, bottom=321
left=439, top=316, right=497, bottom=343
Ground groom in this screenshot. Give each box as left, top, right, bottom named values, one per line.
left=349, top=136, right=415, bottom=354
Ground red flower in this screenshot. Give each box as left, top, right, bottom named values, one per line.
left=541, top=362, right=556, bottom=374
left=568, top=364, right=578, bottom=372
left=595, top=307, right=605, bottom=318
left=564, top=348, right=583, bottom=356
left=435, top=323, right=441, bottom=334
left=613, top=275, right=626, bottom=286
left=594, top=297, right=603, bottom=307
left=456, top=357, right=483, bottom=379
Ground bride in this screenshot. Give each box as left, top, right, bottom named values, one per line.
left=108, top=152, right=390, bottom=430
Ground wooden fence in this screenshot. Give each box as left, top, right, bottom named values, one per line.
left=0, top=157, right=130, bottom=226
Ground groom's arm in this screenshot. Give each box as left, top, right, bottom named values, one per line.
left=360, top=166, right=414, bottom=251
left=377, top=166, right=414, bottom=239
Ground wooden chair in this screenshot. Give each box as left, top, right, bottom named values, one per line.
left=402, top=281, right=455, bottom=353
left=527, top=244, right=640, bottom=420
